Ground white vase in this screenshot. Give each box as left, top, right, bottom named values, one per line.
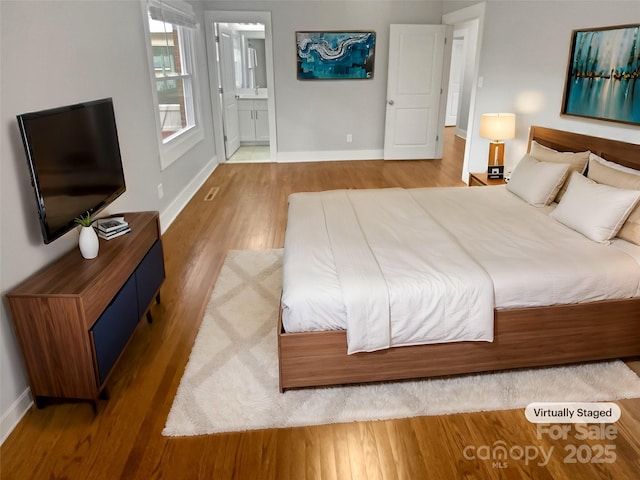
left=78, top=226, right=99, bottom=259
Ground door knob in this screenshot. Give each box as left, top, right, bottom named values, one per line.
left=387, top=99, right=394, bottom=105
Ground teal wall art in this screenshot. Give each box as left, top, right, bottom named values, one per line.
left=562, top=24, right=639, bottom=125
left=296, top=31, right=376, bottom=80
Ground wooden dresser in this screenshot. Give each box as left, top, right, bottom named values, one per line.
left=6, top=211, right=165, bottom=409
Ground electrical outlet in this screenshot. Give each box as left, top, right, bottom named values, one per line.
left=157, top=183, right=164, bottom=199
left=346, top=134, right=353, bottom=143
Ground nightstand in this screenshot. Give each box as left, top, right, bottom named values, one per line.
left=468, top=172, right=507, bottom=187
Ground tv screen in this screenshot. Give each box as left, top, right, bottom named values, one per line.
left=17, top=98, right=126, bottom=244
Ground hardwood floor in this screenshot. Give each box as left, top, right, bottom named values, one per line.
left=2, top=128, right=640, bottom=479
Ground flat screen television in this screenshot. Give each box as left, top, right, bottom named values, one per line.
left=17, top=98, right=126, bottom=244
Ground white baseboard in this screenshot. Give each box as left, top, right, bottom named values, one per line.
left=277, top=149, right=384, bottom=163
left=159, top=156, right=218, bottom=233
left=0, top=388, right=32, bottom=446
left=455, top=127, right=467, bottom=139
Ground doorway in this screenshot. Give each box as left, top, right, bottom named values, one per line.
left=445, top=35, right=464, bottom=128
left=442, top=3, right=485, bottom=183
left=204, top=11, right=277, bottom=163
left=444, top=19, right=479, bottom=140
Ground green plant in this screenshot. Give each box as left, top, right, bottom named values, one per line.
left=74, top=211, right=95, bottom=227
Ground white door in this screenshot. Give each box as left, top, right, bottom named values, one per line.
left=383, top=25, right=449, bottom=160
left=218, top=25, right=241, bottom=159
left=446, top=36, right=464, bottom=126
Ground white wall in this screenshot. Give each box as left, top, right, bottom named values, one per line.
left=467, top=0, right=640, bottom=176
left=0, top=0, right=216, bottom=442
left=204, top=1, right=445, bottom=160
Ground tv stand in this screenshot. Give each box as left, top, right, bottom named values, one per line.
left=6, top=211, right=165, bottom=410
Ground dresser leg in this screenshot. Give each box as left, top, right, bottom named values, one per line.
left=99, top=386, right=110, bottom=400
left=91, top=387, right=110, bottom=414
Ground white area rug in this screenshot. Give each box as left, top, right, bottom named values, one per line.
left=163, top=249, right=640, bottom=436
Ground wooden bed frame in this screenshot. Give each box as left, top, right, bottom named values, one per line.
left=277, top=126, right=640, bottom=392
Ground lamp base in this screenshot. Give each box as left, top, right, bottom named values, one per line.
left=487, top=141, right=505, bottom=179
left=487, top=141, right=505, bottom=167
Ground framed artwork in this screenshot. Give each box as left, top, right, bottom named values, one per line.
left=561, top=24, right=639, bottom=125
left=296, top=31, right=376, bottom=80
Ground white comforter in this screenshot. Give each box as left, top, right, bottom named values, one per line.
left=281, top=186, right=640, bottom=354
left=283, top=188, right=495, bottom=354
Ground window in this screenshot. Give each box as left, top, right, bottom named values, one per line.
left=145, top=0, right=202, bottom=168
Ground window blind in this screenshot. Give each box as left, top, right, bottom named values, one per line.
left=148, top=0, right=197, bottom=29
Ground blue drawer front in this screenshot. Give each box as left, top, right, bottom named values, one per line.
left=136, top=240, right=165, bottom=318
left=92, top=274, right=139, bottom=385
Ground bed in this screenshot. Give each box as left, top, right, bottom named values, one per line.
left=278, top=126, right=640, bottom=392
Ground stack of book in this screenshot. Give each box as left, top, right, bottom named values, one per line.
left=96, top=218, right=131, bottom=240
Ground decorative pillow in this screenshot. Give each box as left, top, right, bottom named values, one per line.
left=587, top=153, right=640, bottom=245
left=551, top=172, right=640, bottom=243
left=506, top=154, right=570, bottom=207
left=529, top=141, right=590, bottom=202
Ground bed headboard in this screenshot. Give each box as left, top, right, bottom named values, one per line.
left=528, top=126, right=640, bottom=171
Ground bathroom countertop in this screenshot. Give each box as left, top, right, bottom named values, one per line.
left=236, top=88, right=268, bottom=100
left=236, top=94, right=268, bottom=100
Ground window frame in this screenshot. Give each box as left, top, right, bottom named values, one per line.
left=143, top=0, right=203, bottom=170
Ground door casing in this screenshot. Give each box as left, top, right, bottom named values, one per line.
left=204, top=11, right=277, bottom=163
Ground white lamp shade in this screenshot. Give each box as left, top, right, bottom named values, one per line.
left=479, top=113, right=516, bottom=141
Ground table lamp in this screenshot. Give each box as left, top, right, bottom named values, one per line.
left=479, top=113, right=515, bottom=178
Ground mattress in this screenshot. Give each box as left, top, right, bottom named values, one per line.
left=281, top=185, right=640, bottom=350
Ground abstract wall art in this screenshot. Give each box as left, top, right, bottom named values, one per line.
left=296, top=31, right=376, bottom=80
left=562, top=24, right=640, bottom=125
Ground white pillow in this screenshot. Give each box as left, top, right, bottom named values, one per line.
left=530, top=141, right=590, bottom=173
left=530, top=141, right=590, bottom=202
left=589, top=152, right=640, bottom=177
left=506, top=154, right=570, bottom=207
left=586, top=153, right=640, bottom=245
left=551, top=172, right=640, bottom=243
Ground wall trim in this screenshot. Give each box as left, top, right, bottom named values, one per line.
left=159, top=156, right=218, bottom=234
left=455, top=127, right=467, bottom=139
left=277, top=149, right=384, bottom=163
left=0, top=388, right=32, bottom=446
